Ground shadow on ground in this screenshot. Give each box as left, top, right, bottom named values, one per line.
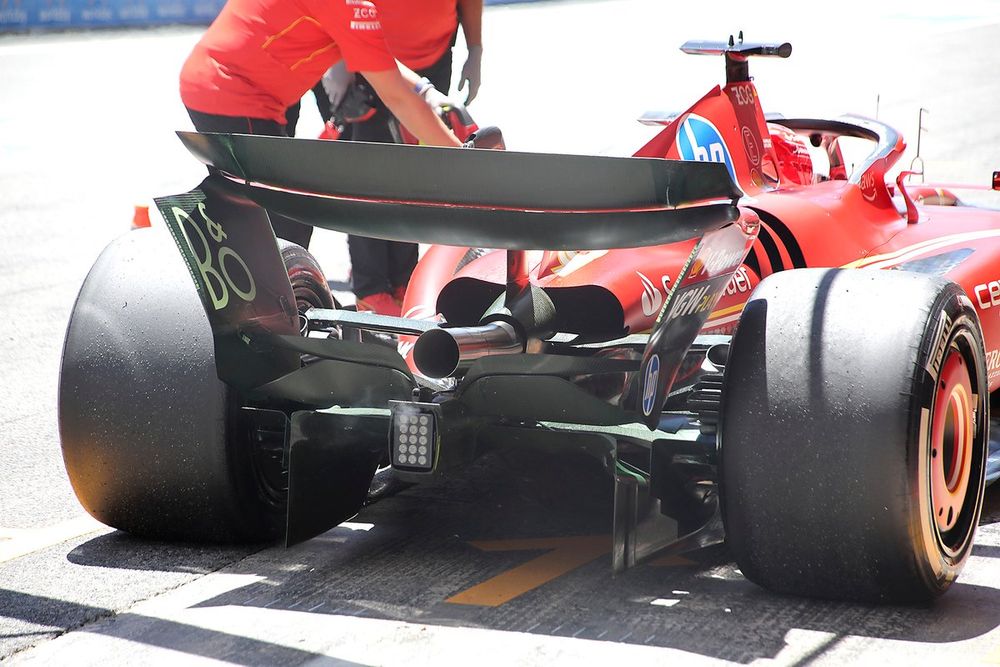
left=53, top=453, right=1000, bottom=665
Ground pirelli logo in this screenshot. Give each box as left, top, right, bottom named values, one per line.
left=927, top=310, right=954, bottom=378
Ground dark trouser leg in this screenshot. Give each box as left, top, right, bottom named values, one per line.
left=186, top=108, right=287, bottom=135
left=387, top=241, right=418, bottom=290
left=185, top=108, right=313, bottom=248
left=285, top=82, right=331, bottom=135
left=348, top=235, right=391, bottom=299
left=284, top=100, right=301, bottom=137
left=343, top=49, right=454, bottom=295
left=344, top=102, right=413, bottom=295
left=419, top=50, right=454, bottom=94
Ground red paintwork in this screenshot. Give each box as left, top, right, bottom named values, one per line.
left=399, top=65, right=1000, bottom=389
left=931, top=349, right=974, bottom=532
left=769, top=123, right=814, bottom=186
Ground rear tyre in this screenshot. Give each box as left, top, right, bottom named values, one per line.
left=720, top=268, right=987, bottom=602
left=59, top=230, right=332, bottom=543
left=278, top=239, right=336, bottom=330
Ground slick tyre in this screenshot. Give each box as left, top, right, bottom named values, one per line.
left=279, top=239, right=336, bottom=327
left=720, top=268, right=987, bottom=602
left=59, top=228, right=294, bottom=543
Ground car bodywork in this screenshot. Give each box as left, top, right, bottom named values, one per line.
left=160, top=39, right=999, bottom=549
left=61, top=38, right=999, bottom=601
left=397, top=40, right=1000, bottom=485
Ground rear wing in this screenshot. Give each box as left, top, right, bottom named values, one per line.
left=177, top=131, right=743, bottom=251
left=161, top=133, right=756, bottom=428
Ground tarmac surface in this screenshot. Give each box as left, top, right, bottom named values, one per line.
left=2, top=1, right=1000, bottom=664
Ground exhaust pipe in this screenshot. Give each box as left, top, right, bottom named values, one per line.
left=413, top=321, right=522, bottom=379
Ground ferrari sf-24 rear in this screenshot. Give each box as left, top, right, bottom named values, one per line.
left=59, top=38, right=1000, bottom=603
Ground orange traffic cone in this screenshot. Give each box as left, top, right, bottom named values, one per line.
left=131, top=204, right=151, bottom=230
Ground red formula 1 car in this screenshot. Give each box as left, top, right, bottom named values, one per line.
left=59, top=38, right=1000, bottom=603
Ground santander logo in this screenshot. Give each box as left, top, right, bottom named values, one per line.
left=637, top=271, right=671, bottom=318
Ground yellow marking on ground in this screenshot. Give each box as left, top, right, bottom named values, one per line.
left=647, top=554, right=697, bottom=567
left=446, top=536, right=610, bottom=607
left=0, top=515, right=107, bottom=563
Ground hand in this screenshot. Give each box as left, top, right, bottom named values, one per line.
left=458, top=45, right=483, bottom=105
left=420, top=84, right=460, bottom=116
left=322, top=61, right=355, bottom=109
left=363, top=69, right=461, bottom=146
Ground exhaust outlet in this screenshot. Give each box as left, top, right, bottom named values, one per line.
left=706, top=342, right=729, bottom=368
left=413, top=321, right=522, bottom=379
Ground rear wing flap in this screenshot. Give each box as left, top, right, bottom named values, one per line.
left=177, top=131, right=743, bottom=251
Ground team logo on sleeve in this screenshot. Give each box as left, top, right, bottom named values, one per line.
left=346, top=0, right=381, bottom=31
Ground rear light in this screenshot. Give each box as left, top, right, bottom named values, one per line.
left=388, top=401, right=440, bottom=472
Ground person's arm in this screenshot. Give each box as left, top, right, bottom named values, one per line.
left=457, top=0, right=484, bottom=103
left=361, top=67, right=461, bottom=147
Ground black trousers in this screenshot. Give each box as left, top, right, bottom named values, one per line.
left=284, top=80, right=333, bottom=137
left=343, top=51, right=454, bottom=298
left=185, top=107, right=314, bottom=249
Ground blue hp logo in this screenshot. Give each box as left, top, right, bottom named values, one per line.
left=641, top=354, right=660, bottom=416
left=677, top=114, right=736, bottom=182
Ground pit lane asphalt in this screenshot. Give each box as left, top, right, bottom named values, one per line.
left=2, top=2, right=1000, bottom=664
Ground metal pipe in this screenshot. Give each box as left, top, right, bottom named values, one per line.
left=413, top=321, right=522, bottom=379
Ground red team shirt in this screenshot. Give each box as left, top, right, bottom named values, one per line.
left=376, top=0, right=459, bottom=71
left=180, top=0, right=397, bottom=123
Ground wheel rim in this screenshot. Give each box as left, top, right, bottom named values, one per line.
left=930, top=349, right=974, bottom=535
left=293, top=284, right=327, bottom=333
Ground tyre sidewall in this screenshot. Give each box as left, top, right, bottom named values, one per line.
left=59, top=228, right=286, bottom=542
left=720, top=268, right=987, bottom=602
left=906, top=287, right=987, bottom=595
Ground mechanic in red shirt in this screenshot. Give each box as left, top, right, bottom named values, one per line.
left=378, top=0, right=483, bottom=104
left=331, top=0, right=484, bottom=316
left=179, top=0, right=462, bottom=249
